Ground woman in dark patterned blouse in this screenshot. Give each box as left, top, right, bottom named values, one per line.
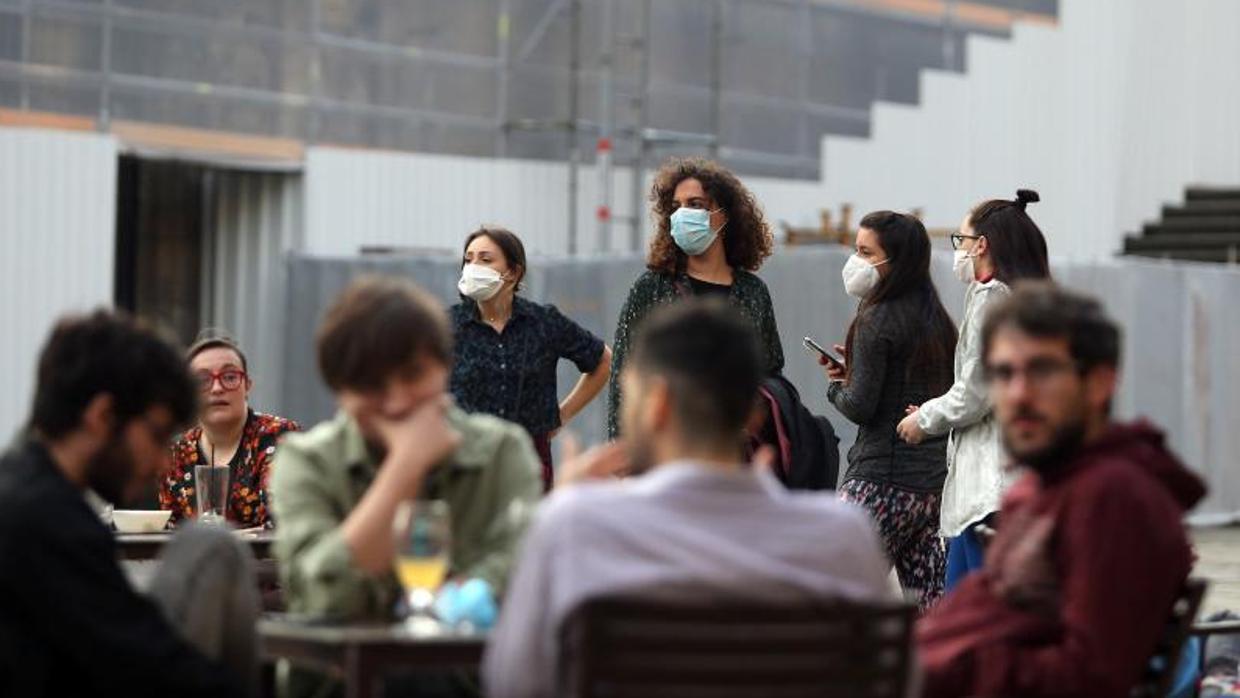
left=450, top=227, right=612, bottom=490
left=607, top=157, right=784, bottom=438
left=159, top=335, right=298, bottom=528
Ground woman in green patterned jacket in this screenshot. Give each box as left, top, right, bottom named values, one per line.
left=607, top=157, right=784, bottom=438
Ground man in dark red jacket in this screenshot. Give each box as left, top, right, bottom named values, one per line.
left=917, top=282, right=1206, bottom=698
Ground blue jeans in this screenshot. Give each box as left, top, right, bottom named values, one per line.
left=944, top=523, right=987, bottom=593
left=1166, top=636, right=1201, bottom=698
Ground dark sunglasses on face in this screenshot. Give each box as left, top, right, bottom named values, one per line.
left=195, top=369, right=247, bottom=392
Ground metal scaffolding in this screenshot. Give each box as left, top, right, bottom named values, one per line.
left=0, top=0, right=1056, bottom=253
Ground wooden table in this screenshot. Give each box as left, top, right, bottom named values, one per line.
left=115, top=531, right=275, bottom=561
left=260, top=616, right=487, bottom=698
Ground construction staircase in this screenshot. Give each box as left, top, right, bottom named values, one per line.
left=1124, top=188, right=1240, bottom=264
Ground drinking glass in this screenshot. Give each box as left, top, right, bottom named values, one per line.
left=194, top=464, right=229, bottom=524
left=394, top=500, right=451, bottom=626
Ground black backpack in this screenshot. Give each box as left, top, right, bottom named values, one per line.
left=752, top=374, right=840, bottom=491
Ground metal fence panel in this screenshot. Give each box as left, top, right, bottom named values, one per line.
left=278, top=247, right=1240, bottom=523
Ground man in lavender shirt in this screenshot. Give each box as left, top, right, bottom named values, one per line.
left=483, top=299, right=894, bottom=698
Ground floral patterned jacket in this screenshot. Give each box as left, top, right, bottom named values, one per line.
left=159, top=410, right=299, bottom=528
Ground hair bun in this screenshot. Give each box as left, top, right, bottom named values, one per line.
left=1014, top=189, right=1040, bottom=209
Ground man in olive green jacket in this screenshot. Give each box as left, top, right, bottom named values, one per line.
left=271, top=275, right=542, bottom=622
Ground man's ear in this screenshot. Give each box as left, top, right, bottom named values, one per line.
left=647, top=377, right=673, bottom=432
left=1084, top=364, right=1118, bottom=416
left=80, top=393, right=116, bottom=443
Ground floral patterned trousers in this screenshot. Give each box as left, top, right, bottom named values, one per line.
left=839, top=478, right=945, bottom=612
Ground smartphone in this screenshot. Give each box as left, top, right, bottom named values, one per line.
left=802, top=336, right=845, bottom=369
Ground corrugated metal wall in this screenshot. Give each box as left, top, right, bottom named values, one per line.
left=303, top=146, right=826, bottom=258
left=278, top=249, right=1240, bottom=523
left=305, top=147, right=611, bottom=257
left=0, top=127, right=117, bottom=442
left=0, top=128, right=302, bottom=441
left=204, top=169, right=304, bottom=415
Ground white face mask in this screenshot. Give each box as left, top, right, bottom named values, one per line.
left=952, top=238, right=982, bottom=286
left=953, top=249, right=976, bottom=284
left=841, top=254, right=887, bottom=298
left=458, top=263, right=505, bottom=301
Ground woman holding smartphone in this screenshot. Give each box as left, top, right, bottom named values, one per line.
left=896, top=190, right=1050, bottom=591
left=824, top=211, right=957, bottom=610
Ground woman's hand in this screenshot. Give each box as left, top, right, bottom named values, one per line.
left=822, top=343, right=847, bottom=382
left=551, top=407, right=568, bottom=439
left=821, top=360, right=845, bottom=382
left=897, top=405, right=926, bottom=444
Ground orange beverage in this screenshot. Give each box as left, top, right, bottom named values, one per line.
left=396, top=555, right=447, bottom=593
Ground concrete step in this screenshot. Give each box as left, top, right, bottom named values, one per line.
left=1126, top=232, right=1240, bottom=250
left=1162, top=201, right=1240, bottom=218
left=1185, top=187, right=1240, bottom=202
left=1143, top=217, right=1240, bottom=235
left=1124, top=248, right=1238, bottom=264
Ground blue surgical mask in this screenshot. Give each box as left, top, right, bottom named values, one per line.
left=670, top=207, right=725, bottom=256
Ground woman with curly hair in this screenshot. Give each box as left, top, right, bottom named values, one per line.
left=606, top=157, right=782, bottom=438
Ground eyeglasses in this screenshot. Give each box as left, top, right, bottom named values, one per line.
left=984, top=358, right=1079, bottom=388
left=950, top=234, right=981, bottom=250
left=195, top=369, right=247, bottom=392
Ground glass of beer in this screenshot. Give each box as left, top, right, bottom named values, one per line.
left=394, top=500, right=451, bottom=624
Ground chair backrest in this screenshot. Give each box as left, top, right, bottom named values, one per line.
left=559, top=596, right=916, bottom=698
left=1130, top=577, right=1208, bottom=698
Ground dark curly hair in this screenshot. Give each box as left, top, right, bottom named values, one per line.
left=646, top=157, right=774, bottom=275
left=30, top=309, right=197, bottom=440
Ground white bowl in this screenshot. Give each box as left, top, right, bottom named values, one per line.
left=112, top=510, right=172, bottom=534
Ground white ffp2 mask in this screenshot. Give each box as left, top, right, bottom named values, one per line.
left=952, top=249, right=977, bottom=284
left=841, top=254, right=887, bottom=298
left=458, top=264, right=505, bottom=301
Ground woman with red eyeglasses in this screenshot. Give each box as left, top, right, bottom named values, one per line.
left=158, top=334, right=299, bottom=528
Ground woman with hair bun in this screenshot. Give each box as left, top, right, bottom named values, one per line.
left=896, top=189, right=1051, bottom=591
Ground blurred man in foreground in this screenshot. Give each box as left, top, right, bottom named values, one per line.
left=0, top=310, right=258, bottom=697
left=918, top=283, right=1206, bottom=697
left=484, top=299, right=894, bottom=698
